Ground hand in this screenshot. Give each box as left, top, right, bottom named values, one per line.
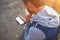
left=19, top=14, right=32, bottom=24
left=19, top=16, right=26, bottom=22
left=25, top=14, right=32, bottom=24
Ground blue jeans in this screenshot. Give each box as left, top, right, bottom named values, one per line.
left=24, top=22, right=58, bottom=40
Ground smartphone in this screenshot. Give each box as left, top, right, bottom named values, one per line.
left=15, top=16, right=25, bottom=26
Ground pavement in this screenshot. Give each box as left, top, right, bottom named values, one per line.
left=0, top=0, right=26, bottom=40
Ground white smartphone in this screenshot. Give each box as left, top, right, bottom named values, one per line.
left=15, top=16, right=25, bottom=26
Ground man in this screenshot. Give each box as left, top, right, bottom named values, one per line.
left=22, top=0, right=59, bottom=40
left=23, top=0, right=44, bottom=24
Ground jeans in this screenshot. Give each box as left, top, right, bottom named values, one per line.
left=24, top=22, right=58, bottom=40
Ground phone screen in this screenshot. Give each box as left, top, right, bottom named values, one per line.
left=15, top=17, right=25, bottom=26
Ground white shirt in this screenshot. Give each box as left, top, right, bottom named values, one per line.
left=30, top=5, right=59, bottom=28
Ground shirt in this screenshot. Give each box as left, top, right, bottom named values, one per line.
left=30, top=5, right=59, bottom=28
